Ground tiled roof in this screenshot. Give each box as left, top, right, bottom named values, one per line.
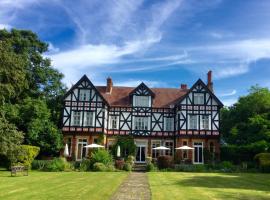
left=96, top=86, right=188, bottom=108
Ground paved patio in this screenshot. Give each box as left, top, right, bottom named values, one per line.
left=110, top=172, right=151, bottom=200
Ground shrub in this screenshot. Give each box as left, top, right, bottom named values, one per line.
left=15, top=145, right=40, bottom=169
left=123, top=162, right=132, bottom=171
left=146, top=163, right=157, bottom=172
left=254, top=153, right=270, bottom=173
left=106, top=164, right=116, bottom=172
left=115, top=159, right=125, bottom=170
left=32, top=160, right=48, bottom=170
left=79, top=159, right=91, bottom=171
left=93, top=162, right=107, bottom=171
left=112, top=136, right=136, bottom=158
left=174, top=164, right=206, bottom=172
left=46, top=157, right=70, bottom=172
left=91, top=149, right=113, bottom=166
left=126, top=155, right=135, bottom=166
left=157, top=156, right=173, bottom=169
left=146, top=157, right=152, bottom=165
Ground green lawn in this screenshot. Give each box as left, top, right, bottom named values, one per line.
left=0, top=171, right=128, bottom=200
left=148, top=172, right=270, bottom=200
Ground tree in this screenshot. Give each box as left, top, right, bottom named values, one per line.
left=0, top=116, right=24, bottom=164
left=221, top=86, right=270, bottom=145
left=0, top=41, right=28, bottom=104
left=18, top=98, right=63, bottom=156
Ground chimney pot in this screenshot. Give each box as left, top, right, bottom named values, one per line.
left=106, top=77, right=113, bottom=94
left=180, top=84, right=187, bottom=90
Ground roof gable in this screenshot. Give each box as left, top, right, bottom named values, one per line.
left=129, top=82, right=155, bottom=97
left=177, top=79, right=223, bottom=106
left=64, top=75, right=109, bottom=105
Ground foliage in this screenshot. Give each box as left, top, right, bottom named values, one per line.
left=31, top=160, right=48, bottom=170
left=221, top=141, right=270, bottom=164
left=221, top=86, right=270, bottom=145
left=254, top=153, right=270, bottom=173
left=14, top=145, right=40, bottom=168
left=115, top=159, right=125, bottom=170
left=112, top=136, right=136, bottom=158
left=0, top=41, right=28, bottom=104
left=123, top=162, right=132, bottom=171
left=157, top=156, right=173, bottom=169
left=0, top=29, right=66, bottom=157
left=45, top=157, right=71, bottom=172
left=79, top=159, right=92, bottom=171
left=90, top=149, right=113, bottom=166
left=126, top=155, right=135, bottom=166
left=0, top=116, right=24, bottom=165
left=146, top=163, right=157, bottom=172
left=93, top=162, right=107, bottom=172
left=146, top=156, right=152, bottom=164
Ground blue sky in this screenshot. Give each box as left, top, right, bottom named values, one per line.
left=1, top=0, right=270, bottom=106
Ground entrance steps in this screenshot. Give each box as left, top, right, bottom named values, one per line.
left=133, top=163, right=147, bottom=172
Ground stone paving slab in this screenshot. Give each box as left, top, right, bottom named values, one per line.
left=110, top=172, right=151, bottom=200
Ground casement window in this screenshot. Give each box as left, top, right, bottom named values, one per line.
left=134, top=117, right=149, bottom=130
left=133, top=95, right=150, bottom=107
left=79, top=89, right=90, bottom=101
left=165, top=141, right=174, bottom=156
left=151, top=140, right=161, bottom=159
left=84, top=112, right=94, bottom=126
left=182, top=141, right=188, bottom=159
left=165, top=117, right=174, bottom=131
left=109, top=115, right=119, bottom=129
left=193, top=142, right=203, bottom=164
left=76, top=138, right=88, bottom=161
left=200, top=115, right=210, bottom=130
left=188, top=114, right=198, bottom=129
left=194, top=93, right=204, bottom=104
left=72, top=111, right=81, bottom=126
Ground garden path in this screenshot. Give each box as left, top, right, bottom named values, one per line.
left=110, top=172, right=151, bottom=200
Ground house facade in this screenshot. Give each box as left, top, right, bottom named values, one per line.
left=62, top=71, right=223, bottom=164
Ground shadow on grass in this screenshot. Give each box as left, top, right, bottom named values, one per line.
left=176, top=174, right=270, bottom=192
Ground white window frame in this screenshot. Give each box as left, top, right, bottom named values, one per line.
left=133, top=95, right=150, bottom=107
left=76, top=138, right=88, bottom=161
left=109, top=115, right=119, bottom=129
left=194, top=93, right=204, bottom=104
left=200, top=115, right=210, bottom=130
left=151, top=140, right=161, bottom=159
left=188, top=114, right=198, bottom=129
left=79, top=89, right=90, bottom=101
left=165, top=117, right=174, bottom=131
left=84, top=112, right=94, bottom=126
left=193, top=142, right=204, bottom=164
left=133, top=116, right=150, bottom=130
left=72, top=111, right=81, bottom=126
left=164, top=140, right=174, bottom=156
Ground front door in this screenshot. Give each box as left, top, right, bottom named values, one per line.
left=136, top=146, right=146, bottom=163
left=193, top=142, right=203, bottom=164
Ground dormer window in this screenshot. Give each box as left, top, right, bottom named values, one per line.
left=133, top=96, right=150, bottom=107
left=194, top=93, right=204, bottom=104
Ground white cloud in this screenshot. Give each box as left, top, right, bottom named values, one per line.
left=47, top=42, right=60, bottom=54
left=0, top=23, right=12, bottom=30
left=219, top=89, right=237, bottom=97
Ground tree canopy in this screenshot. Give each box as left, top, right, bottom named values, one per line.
left=0, top=29, right=66, bottom=158
left=221, top=86, right=270, bottom=146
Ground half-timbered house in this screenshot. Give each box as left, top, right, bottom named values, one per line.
left=62, top=71, right=223, bottom=164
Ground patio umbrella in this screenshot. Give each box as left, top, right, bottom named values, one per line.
left=152, top=146, right=170, bottom=150
left=175, top=145, right=194, bottom=150
left=84, top=143, right=105, bottom=148
left=117, top=145, right=121, bottom=157
left=63, top=143, right=69, bottom=157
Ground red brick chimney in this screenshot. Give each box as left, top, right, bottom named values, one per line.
left=106, top=77, right=113, bottom=94
left=207, top=70, right=213, bottom=92
left=180, top=84, right=188, bottom=90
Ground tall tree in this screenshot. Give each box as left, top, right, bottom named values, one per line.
left=221, top=86, right=270, bottom=145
